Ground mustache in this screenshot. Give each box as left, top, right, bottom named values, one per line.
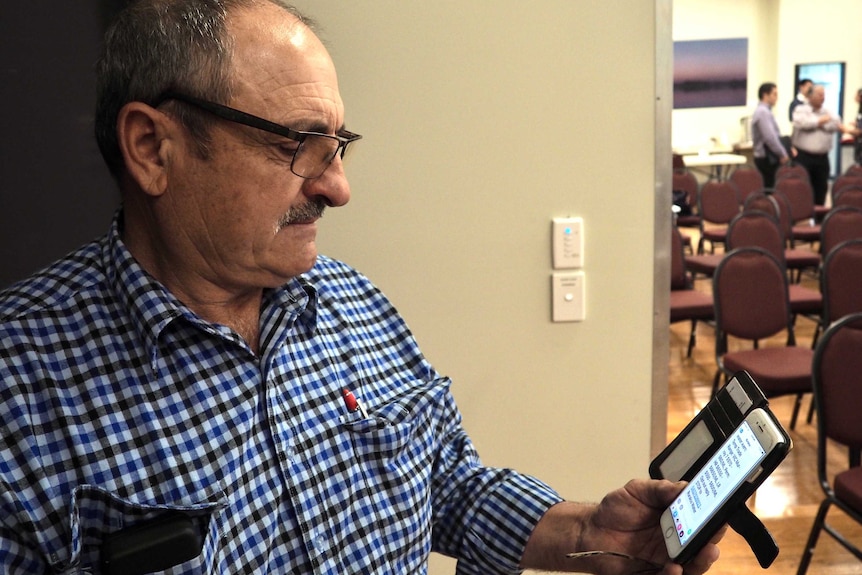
left=278, top=198, right=327, bottom=229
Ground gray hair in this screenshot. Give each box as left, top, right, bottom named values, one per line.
left=805, top=83, right=824, bottom=99
left=94, top=0, right=314, bottom=179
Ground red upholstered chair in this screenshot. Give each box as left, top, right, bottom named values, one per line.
left=697, top=180, right=740, bottom=254
left=796, top=312, right=862, bottom=575
left=820, top=206, right=862, bottom=259
left=775, top=176, right=819, bottom=245
left=743, top=192, right=821, bottom=280
left=711, top=247, right=813, bottom=428
left=672, top=170, right=701, bottom=230
left=777, top=164, right=827, bottom=219
left=725, top=211, right=821, bottom=322
left=832, top=175, right=862, bottom=198
left=670, top=224, right=714, bottom=357
left=821, top=239, right=862, bottom=328
left=845, top=163, right=862, bottom=177
left=834, top=186, right=862, bottom=210
left=683, top=251, right=723, bottom=280
left=805, top=239, right=862, bottom=421
left=776, top=163, right=811, bottom=184
left=729, top=166, right=764, bottom=203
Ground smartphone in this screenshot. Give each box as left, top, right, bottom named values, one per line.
left=660, top=407, right=790, bottom=564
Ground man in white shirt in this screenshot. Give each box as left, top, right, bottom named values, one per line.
left=791, top=84, right=844, bottom=205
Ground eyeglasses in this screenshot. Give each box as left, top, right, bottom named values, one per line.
left=155, top=92, right=362, bottom=179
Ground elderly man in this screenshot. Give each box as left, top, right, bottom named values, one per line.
left=792, top=83, right=843, bottom=205
left=0, top=1, right=723, bottom=573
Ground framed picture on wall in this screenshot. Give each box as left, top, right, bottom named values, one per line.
left=673, top=38, right=748, bottom=109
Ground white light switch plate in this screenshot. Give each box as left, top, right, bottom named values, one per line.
left=551, top=271, right=585, bottom=322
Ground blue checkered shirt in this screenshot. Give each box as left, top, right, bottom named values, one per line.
left=0, top=214, right=562, bottom=574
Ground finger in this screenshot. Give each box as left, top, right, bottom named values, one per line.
left=681, top=542, right=721, bottom=575
left=709, top=524, right=728, bottom=545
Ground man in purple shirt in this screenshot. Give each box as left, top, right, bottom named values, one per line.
left=751, top=82, right=789, bottom=188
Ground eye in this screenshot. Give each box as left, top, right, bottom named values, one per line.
left=275, top=141, right=300, bottom=158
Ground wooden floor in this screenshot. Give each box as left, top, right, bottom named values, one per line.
left=668, top=237, right=862, bottom=574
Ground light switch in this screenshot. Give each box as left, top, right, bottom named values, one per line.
left=551, top=271, right=585, bottom=322
left=552, top=217, right=583, bottom=269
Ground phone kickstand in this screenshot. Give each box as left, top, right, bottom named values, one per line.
left=727, top=505, right=779, bottom=569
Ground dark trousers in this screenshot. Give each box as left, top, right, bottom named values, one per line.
left=754, top=156, right=778, bottom=189
left=794, top=150, right=831, bottom=205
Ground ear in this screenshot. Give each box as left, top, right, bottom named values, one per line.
left=116, top=102, right=174, bottom=197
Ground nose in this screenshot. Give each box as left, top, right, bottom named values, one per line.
left=301, top=156, right=351, bottom=207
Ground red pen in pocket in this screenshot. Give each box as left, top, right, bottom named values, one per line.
left=342, top=388, right=368, bottom=419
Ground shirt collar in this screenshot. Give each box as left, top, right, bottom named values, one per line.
left=101, top=209, right=319, bottom=364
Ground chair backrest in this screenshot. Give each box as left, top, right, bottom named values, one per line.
left=726, top=210, right=786, bottom=263
left=770, top=191, right=798, bottom=245
left=821, top=239, right=862, bottom=323
left=833, top=186, right=862, bottom=210
left=832, top=175, right=862, bottom=197
left=812, top=311, right=862, bottom=455
left=698, top=180, right=740, bottom=225
left=713, top=247, right=792, bottom=342
left=672, top=171, right=699, bottom=213
left=743, top=191, right=777, bottom=214
left=729, top=167, right=764, bottom=202
left=670, top=225, right=689, bottom=290
left=844, top=163, right=862, bottom=178
left=743, top=192, right=794, bottom=246
left=819, top=206, right=862, bottom=256
left=774, top=176, right=815, bottom=222
left=775, top=163, right=810, bottom=184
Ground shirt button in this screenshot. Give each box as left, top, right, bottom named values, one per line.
left=314, top=533, right=328, bottom=550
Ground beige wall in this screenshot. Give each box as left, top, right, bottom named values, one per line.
left=673, top=0, right=862, bottom=148
left=290, top=1, right=664, bottom=572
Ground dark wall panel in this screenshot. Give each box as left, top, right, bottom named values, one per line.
left=1, top=4, right=121, bottom=288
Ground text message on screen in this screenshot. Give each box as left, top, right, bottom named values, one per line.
left=668, top=422, right=766, bottom=546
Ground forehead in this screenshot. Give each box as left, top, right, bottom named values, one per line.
left=226, top=4, right=343, bottom=130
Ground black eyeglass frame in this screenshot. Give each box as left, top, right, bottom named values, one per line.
left=154, top=91, right=362, bottom=179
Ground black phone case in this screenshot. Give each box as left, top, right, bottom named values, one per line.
left=651, top=371, right=792, bottom=568
left=100, top=513, right=203, bottom=575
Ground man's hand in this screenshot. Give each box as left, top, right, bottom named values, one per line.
left=521, top=479, right=725, bottom=574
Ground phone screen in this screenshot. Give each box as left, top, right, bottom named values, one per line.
left=668, top=421, right=767, bottom=547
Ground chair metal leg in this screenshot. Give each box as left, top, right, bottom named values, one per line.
left=797, top=498, right=832, bottom=575
left=790, top=393, right=804, bottom=430
left=687, top=320, right=697, bottom=357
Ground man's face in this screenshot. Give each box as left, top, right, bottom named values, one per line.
left=808, top=86, right=825, bottom=109
left=766, top=88, right=778, bottom=107
left=162, top=4, right=351, bottom=290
